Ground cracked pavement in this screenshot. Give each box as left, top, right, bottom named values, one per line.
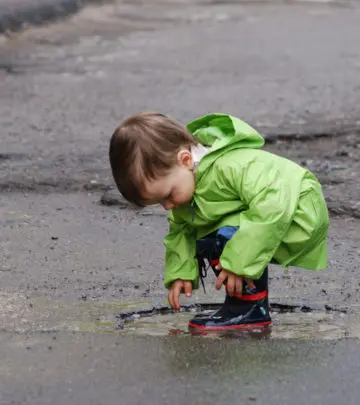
left=1, top=1, right=360, bottom=404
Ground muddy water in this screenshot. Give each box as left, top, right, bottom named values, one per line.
left=1, top=292, right=356, bottom=340
left=118, top=307, right=351, bottom=340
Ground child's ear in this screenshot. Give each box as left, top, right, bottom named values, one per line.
left=177, top=149, right=194, bottom=169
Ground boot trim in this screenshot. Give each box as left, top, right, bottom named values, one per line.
left=188, top=320, right=271, bottom=331
left=233, top=290, right=268, bottom=301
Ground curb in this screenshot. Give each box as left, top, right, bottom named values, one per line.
left=0, top=0, right=106, bottom=34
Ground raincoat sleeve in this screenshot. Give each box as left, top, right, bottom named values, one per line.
left=163, top=212, right=198, bottom=289
left=219, top=158, right=299, bottom=279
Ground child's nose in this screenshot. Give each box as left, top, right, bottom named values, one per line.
left=161, top=201, right=174, bottom=210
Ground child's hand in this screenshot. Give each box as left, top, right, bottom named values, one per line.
left=215, top=262, right=255, bottom=296
left=168, top=279, right=192, bottom=310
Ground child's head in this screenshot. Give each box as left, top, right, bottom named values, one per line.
left=109, top=112, right=198, bottom=209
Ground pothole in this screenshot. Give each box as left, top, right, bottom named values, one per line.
left=0, top=293, right=354, bottom=340
left=115, top=303, right=350, bottom=340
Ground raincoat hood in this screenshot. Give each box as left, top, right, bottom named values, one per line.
left=187, top=114, right=265, bottom=178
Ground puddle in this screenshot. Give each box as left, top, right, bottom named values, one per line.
left=116, top=303, right=351, bottom=340
left=0, top=293, right=355, bottom=340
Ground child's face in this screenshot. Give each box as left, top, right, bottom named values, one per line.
left=142, top=149, right=195, bottom=210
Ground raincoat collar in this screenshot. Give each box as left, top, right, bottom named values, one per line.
left=191, top=143, right=210, bottom=173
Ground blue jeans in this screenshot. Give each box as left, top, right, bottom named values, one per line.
left=196, top=226, right=268, bottom=292
left=196, top=226, right=239, bottom=264
left=196, top=226, right=238, bottom=292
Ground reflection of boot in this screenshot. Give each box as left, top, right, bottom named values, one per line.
left=189, top=267, right=271, bottom=332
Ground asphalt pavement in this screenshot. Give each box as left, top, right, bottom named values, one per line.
left=1, top=333, right=360, bottom=405
left=0, top=0, right=107, bottom=33
left=1, top=1, right=360, bottom=404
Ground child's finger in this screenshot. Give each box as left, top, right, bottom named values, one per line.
left=184, top=281, right=192, bottom=297
left=245, top=278, right=256, bottom=290
left=235, top=276, right=243, bottom=296
left=173, top=282, right=183, bottom=310
left=216, top=271, right=227, bottom=290
left=227, top=275, right=235, bottom=296
left=168, top=289, right=174, bottom=309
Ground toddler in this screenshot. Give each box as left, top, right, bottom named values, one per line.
left=109, top=112, right=329, bottom=332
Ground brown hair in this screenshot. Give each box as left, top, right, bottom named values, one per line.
left=109, top=112, right=198, bottom=206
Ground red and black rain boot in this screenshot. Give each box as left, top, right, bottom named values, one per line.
left=188, top=266, right=271, bottom=333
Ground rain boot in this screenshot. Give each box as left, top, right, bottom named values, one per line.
left=188, top=266, right=271, bottom=332
left=188, top=227, right=271, bottom=333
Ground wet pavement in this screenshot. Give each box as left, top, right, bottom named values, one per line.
left=1, top=332, right=360, bottom=405
left=1, top=0, right=360, bottom=403
left=0, top=0, right=107, bottom=33
left=2, top=0, right=360, bottom=192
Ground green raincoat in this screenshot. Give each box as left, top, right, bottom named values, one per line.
left=163, top=114, right=329, bottom=289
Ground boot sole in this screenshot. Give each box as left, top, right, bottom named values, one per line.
left=188, top=320, right=271, bottom=333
